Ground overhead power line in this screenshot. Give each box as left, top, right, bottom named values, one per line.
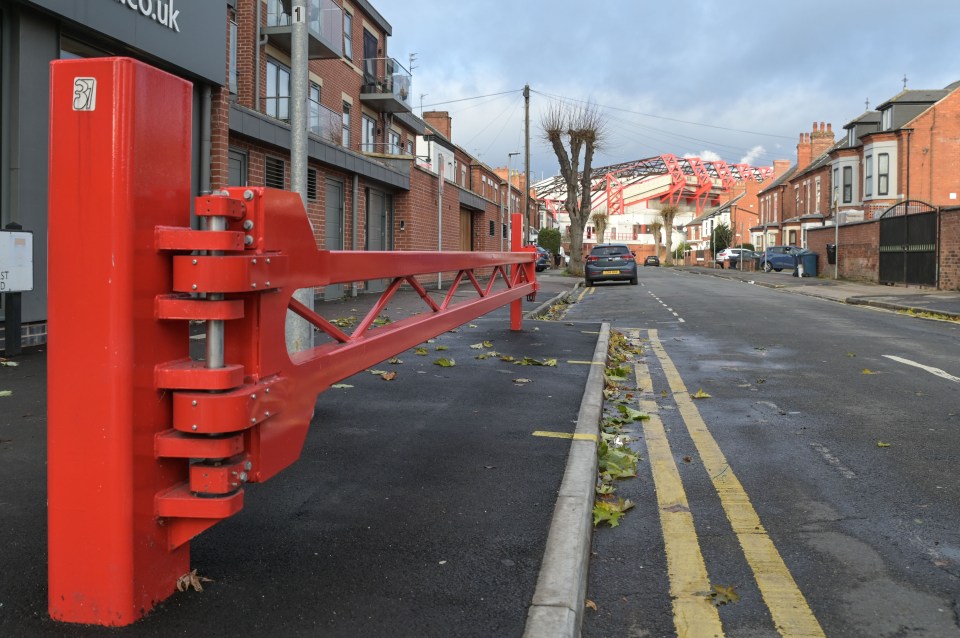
left=420, top=89, right=522, bottom=109
left=531, top=89, right=796, bottom=140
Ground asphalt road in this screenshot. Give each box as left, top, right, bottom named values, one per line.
left=0, top=297, right=601, bottom=638
left=574, top=268, right=960, bottom=637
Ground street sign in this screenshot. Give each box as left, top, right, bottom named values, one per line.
left=0, top=230, right=33, bottom=292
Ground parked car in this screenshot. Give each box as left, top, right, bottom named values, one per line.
left=644, top=255, right=660, bottom=267
left=759, top=246, right=803, bottom=272
left=585, top=243, right=638, bottom=286
left=535, top=246, right=550, bottom=272
left=726, top=250, right=761, bottom=269
left=715, top=248, right=752, bottom=268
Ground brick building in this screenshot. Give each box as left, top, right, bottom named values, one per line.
left=0, top=0, right=537, bottom=347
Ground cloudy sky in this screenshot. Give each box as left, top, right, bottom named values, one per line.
left=375, top=0, right=958, bottom=181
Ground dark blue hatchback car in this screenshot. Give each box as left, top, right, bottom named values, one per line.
left=585, top=243, right=638, bottom=286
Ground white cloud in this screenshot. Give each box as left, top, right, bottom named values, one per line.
left=740, top=145, right=766, bottom=165
left=683, top=150, right=722, bottom=162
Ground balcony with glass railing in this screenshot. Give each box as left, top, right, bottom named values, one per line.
left=359, top=57, right=412, bottom=114
left=310, top=102, right=342, bottom=145
left=264, top=0, right=343, bottom=60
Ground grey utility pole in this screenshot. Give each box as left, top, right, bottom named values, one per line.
left=286, top=0, right=313, bottom=354
left=523, top=84, right=531, bottom=246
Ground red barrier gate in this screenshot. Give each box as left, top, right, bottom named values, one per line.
left=47, top=58, right=537, bottom=626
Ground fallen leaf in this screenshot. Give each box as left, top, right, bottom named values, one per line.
left=175, top=569, right=213, bottom=593
left=331, top=384, right=353, bottom=389
left=585, top=599, right=598, bottom=611
left=708, top=584, right=740, bottom=606
left=0, top=360, right=19, bottom=367
left=414, top=347, right=429, bottom=356
left=0, top=390, right=13, bottom=397
left=381, top=372, right=397, bottom=381
left=468, top=324, right=478, bottom=328
left=499, top=355, right=516, bottom=362
left=846, top=352, right=856, bottom=357
left=513, top=378, right=532, bottom=384
left=691, top=389, right=712, bottom=399
left=435, top=345, right=449, bottom=351
left=682, top=456, right=692, bottom=463
left=332, top=316, right=357, bottom=327
left=862, top=368, right=877, bottom=375
left=877, top=441, right=891, bottom=448
left=756, top=378, right=766, bottom=384
left=389, top=357, right=403, bottom=365
left=372, top=315, right=391, bottom=326
left=660, top=390, right=668, bottom=398
left=434, top=358, right=456, bottom=367
left=369, top=369, right=388, bottom=376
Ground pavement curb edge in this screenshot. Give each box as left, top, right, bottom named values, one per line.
left=522, top=321, right=610, bottom=638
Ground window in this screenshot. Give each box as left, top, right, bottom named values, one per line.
left=842, top=166, right=853, bottom=203
left=815, top=177, right=821, bottom=213
left=795, top=186, right=799, bottom=212
left=773, top=193, right=778, bottom=220
left=864, top=155, right=873, bottom=197
left=363, top=29, right=378, bottom=85
left=833, top=167, right=840, bottom=206
left=265, top=58, right=290, bottom=121
left=804, top=182, right=810, bottom=214
left=847, top=129, right=855, bottom=147
left=266, top=0, right=287, bottom=26
left=343, top=12, right=353, bottom=62
left=407, top=140, right=414, bottom=156
left=461, top=165, right=467, bottom=186
left=341, top=102, right=351, bottom=147
left=307, top=168, right=318, bottom=201
left=229, top=13, right=238, bottom=95
left=228, top=149, right=247, bottom=186
left=265, top=157, right=285, bottom=189
left=361, top=114, right=376, bottom=152
left=489, top=220, right=495, bottom=236
left=388, top=130, right=401, bottom=155
left=882, top=108, right=892, bottom=131
left=878, top=153, right=890, bottom=196
left=308, top=83, right=321, bottom=135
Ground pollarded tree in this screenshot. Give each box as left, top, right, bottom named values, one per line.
left=590, top=211, right=609, bottom=243
left=648, top=220, right=663, bottom=259
left=541, top=102, right=607, bottom=276
left=659, top=204, right=679, bottom=265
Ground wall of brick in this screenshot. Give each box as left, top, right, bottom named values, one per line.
left=807, top=221, right=879, bottom=281
left=939, top=207, right=960, bottom=291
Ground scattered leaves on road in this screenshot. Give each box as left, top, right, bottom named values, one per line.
left=877, top=441, right=891, bottom=448
left=435, top=345, right=449, bottom=351
left=381, top=372, right=397, bottom=381
left=414, top=347, right=429, bottom=356
left=846, top=352, right=857, bottom=357
left=388, top=357, right=403, bottom=365
left=434, top=358, right=456, bottom=367
left=708, top=584, right=740, bottom=606
left=0, top=360, right=19, bottom=367
left=332, top=316, right=357, bottom=328
left=513, top=378, right=531, bottom=384
left=175, top=569, right=213, bottom=593
left=691, top=389, right=712, bottom=399
left=469, top=341, right=494, bottom=349
left=585, top=599, right=598, bottom=611
left=331, top=384, right=353, bottom=389
left=862, top=368, right=877, bottom=375
left=372, top=315, right=391, bottom=327
left=592, top=498, right=635, bottom=528
left=0, top=390, right=13, bottom=397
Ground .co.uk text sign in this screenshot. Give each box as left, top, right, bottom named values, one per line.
left=117, top=0, right=181, bottom=33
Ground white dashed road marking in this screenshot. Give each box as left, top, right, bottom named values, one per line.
left=882, top=355, right=960, bottom=383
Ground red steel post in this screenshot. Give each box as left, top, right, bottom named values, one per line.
left=47, top=59, right=193, bottom=625
left=511, top=213, right=524, bottom=330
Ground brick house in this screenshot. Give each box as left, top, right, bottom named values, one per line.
left=217, top=0, right=536, bottom=298
left=754, top=159, right=794, bottom=248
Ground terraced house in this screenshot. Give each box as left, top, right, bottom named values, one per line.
left=0, top=0, right=535, bottom=348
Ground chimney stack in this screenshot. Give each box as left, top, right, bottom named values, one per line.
left=810, top=121, right=836, bottom=161
left=423, top=111, right=452, bottom=140
left=797, top=131, right=812, bottom=170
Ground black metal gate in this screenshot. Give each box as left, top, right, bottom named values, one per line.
left=878, top=200, right=938, bottom=286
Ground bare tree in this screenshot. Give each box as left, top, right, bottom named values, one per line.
left=648, top=220, right=663, bottom=259
left=590, top=211, right=608, bottom=244
left=541, top=102, right=607, bottom=275
left=659, top=204, right=679, bottom=265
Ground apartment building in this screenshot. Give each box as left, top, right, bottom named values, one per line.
left=0, top=0, right=534, bottom=345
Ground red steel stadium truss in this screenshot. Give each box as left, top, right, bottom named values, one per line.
left=534, top=154, right=774, bottom=218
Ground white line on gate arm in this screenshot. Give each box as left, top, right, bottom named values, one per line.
left=882, top=355, right=960, bottom=383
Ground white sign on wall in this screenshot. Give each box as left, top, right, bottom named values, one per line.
left=0, top=231, right=34, bottom=292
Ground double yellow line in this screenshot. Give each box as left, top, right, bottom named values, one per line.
left=638, top=329, right=824, bottom=637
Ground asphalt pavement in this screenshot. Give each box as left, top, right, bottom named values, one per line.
left=0, top=269, right=608, bottom=638
left=2, top=264, right=958, bottom=637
